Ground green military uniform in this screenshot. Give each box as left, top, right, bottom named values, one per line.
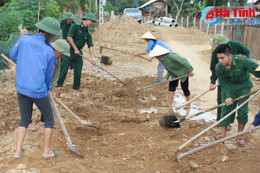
left=60, top=18, right=74, bottom=70
left=161, top=52, right=193, bottom=81
left=210, top=40, right=250, bottom=121
left=215, top=55, right=260, bottom=126
left=50, top=59, right=61, bottom=92
left=57, top=22, right=93, bottom=90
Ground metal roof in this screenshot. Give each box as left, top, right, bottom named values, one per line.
left=138, top=0, right=167, bottom=9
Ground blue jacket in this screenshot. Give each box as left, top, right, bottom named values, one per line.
left=146, top=40, right=171, bottom=52
left=252, top=111, right=260, bottom=127
left=9, top=33, right=55, bottom=98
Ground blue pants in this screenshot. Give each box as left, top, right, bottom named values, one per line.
left=157, top=61, right=164, bottom=83
left=17, top=92, right=54, bottom=128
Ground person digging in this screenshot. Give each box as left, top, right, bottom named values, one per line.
left=134, top=31, right=172, bottom=83
left=214, top=43, right=260, bottom=147
left=57, top=13, right=97, bottom=92
left=209, top=34, right=251, bottom=131
left=148, top=45, right=194, bottom=110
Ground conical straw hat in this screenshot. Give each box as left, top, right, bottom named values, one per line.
left=141, top=31, right=156, bottom=40
left=255, top=65, right=260, bottom=71
left=149, top=45, right=170, bottom=58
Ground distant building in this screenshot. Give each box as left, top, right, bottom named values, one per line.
left=138, top=0, right=170, bottom=18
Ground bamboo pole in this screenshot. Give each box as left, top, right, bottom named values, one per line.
left=174, top=90, right=260, bottom=154
left=177, top=125, right=260, bottom=160
left=187, top=16, right=189, bottom=29
left=199, top=17, right=202, bottom=30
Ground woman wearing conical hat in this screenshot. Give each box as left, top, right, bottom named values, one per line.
left=134, top=31, right=172, bottom=83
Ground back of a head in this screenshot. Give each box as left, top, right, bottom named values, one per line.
left=35, top=17, right=61, bottom=36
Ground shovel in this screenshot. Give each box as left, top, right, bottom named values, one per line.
left=80, top=54, right=127, bottom=85
left=100, top=45, right=149, bottom=61
left=173, top=90, right=258, bottom=124
left=48, top=92, right=83, bottom=157
left=174, top=89, right=260, bottom=155
left=54, top=97, right=98, bottom=128
left=83, top=48, right=112, bottom=65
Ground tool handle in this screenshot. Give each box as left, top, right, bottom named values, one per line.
left=177, top=125, right=260, bottom=160
left=185, top=90, right=258, bottom=120
left=176, top=86, right=216, bottom=109
left=136, top=74, right=189, bottom=92
left=1, top=53, right=17, bottom=67
left=101, top=46, right=149, bottom=61
left=80, top=54, right=126, bottom=85
left=48, top=92, right=72, bottom=144
left=175, top=90, right=260, bottom=152
left=54, top=97, right=84, bottom=124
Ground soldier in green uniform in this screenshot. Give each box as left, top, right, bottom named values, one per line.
left=57, top=13, right=96, bottom=91
left=209, top=34, right=250, bottom=130
left=60, top=12, right=74, bottom=76
left=214, top=44, right=260, bottom=147
left=149, top=45, right=194, bottom=109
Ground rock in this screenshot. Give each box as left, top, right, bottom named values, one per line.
left=17, top=164, right=27, bottom=170
left=225, top=143, right=236, bottom=150
left=1, top=122, right=6, bottom=128
left=190, top=161, right=199, bottom=169
left=203, top=158, right=212, bottom=165
left=0, top=149, right=5, bottom=154
left=221, top=155, right=229, bottom=162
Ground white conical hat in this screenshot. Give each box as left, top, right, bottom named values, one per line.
left=140, top=31, right=156, bottom=40
left=255, top=65, right=260, bottom=71
left=149, top=45, right=170, bottom=58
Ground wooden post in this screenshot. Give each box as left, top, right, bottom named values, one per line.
left=187, top=16, right=189, bottom=29
left=214, top=23, right=217, bottom=35
left=206, top=24, right=210, bottom=35
left=199, top=17, right=202, bottom=30
left=221, top=21, right=224, bottom=34
left=193, top=17, right=196, bottom=27
left=181, top=17, right=183, bottom=27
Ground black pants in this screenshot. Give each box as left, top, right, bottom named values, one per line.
left=17, top=92, right=54, bottom=128
left=168, top=77, right=190, bottom=96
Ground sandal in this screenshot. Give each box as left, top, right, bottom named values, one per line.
left=214, top=136, right=224, bottom=141
left=236, top=138, right=245, bottom=147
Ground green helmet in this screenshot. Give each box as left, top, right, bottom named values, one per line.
left=51, top=39, right=70, bottom=56
left=82, top=13, right=96, bottom=22
left=35, top=17, right=61, bottom=36
left=212, top=34, right=229, bottom=48
left=64, top=12, right=74, bottom=19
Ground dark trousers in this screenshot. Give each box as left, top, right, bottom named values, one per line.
left=17, top=92, right=54, bottom=128
left=168, top=77, right=190, bottom=96
left=57, top=54, right=83, bottom=90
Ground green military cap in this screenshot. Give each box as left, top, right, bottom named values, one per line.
left=51, top=39, right=70, bottom=56
left=82, top=13, right=96, bottom=22
left=35, top=17, right=61, bottom=36
left=64, top=12, right=74, bottom=19
left=212, top=34, right=229, bottom=48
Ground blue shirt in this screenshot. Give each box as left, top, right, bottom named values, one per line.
left=252, top=111, right=260, bottom=127
left=9, top=33, right=56, bottom=98
left=146, top=40, right=171, bottom=52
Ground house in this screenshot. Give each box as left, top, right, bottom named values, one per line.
left=138, top=0, right=169, bottom=18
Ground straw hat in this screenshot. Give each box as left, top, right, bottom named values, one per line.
left=255, top=65, right=260, bottom=71
left=140, top=31, right=156, bottom=40
left=148, top=45, right=170, bottom=58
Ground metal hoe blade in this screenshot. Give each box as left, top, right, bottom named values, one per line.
left=66, top=142, right=83, bottom=157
